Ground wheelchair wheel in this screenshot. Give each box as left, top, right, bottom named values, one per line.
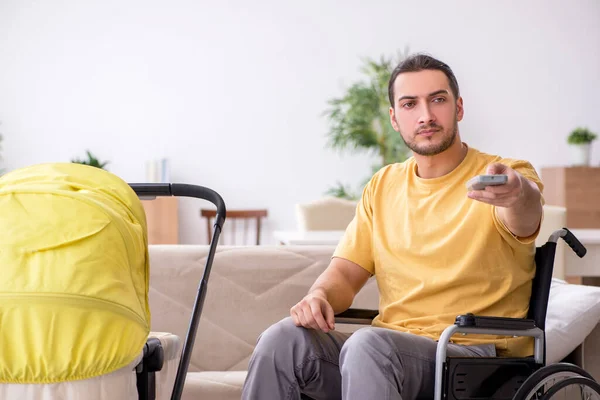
left=513, top=362, right=600, bottom=400
left=539, top=376, right=600, bottom=399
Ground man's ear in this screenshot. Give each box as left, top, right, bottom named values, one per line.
left=456, top=97, right=464, bottom=121
left=389, top=107, right=399, bottom=131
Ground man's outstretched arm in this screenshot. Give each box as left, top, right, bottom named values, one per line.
left=467, top=162, right=543, bottom=238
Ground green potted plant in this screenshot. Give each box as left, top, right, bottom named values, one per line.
left=567, top=127, right=597, bottom=166
left=71, top=150, right=109, bottom=169
left=323, top=51, right=411, bottom=200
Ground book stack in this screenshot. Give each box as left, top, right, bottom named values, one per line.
left=145, top=158, right=171, bottom=183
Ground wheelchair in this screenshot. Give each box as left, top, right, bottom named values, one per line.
left=335, top=228, right=600, bottom=399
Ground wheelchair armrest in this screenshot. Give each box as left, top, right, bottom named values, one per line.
left=455, top=313, right=537, bottom=331
left=434, top=315, right=545, bottom=400
left=334, top=308, right=378, bottom=325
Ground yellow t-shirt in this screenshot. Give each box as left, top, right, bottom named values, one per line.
left=333, top=144, right=544, bottom=357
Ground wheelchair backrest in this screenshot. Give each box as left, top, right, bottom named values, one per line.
left=528, top=242, right=557, bottom=331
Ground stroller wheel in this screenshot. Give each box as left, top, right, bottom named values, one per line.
left=513, top=362, right=600, bottom=400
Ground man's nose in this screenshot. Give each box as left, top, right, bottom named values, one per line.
left=418, top=105, right=435, bottom=125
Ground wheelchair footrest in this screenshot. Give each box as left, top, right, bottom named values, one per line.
left=443, top=356, right=541, bottom=400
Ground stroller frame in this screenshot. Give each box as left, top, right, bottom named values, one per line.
left=130, top=183, right=226, bottom=400
left=335, top=227, right=595, bottom=399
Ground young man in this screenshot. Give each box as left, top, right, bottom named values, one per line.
left=241, top=54, right=544, bottom=400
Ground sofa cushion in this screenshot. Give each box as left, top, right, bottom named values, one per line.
left=181, top=371, right=246, bottom=400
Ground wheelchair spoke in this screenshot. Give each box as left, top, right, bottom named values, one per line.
left=523, top=372, right=581, bottom=399
left=537, top=376, right=600, bottom=399
left=583, top=385, right=599, bottom=400
left=519, top=373, right=600, bottom=400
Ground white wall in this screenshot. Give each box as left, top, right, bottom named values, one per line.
left=1, top=0, right=599, bottom=244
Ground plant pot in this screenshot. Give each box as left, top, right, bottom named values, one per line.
left=569, top=143, right=591, bottom=166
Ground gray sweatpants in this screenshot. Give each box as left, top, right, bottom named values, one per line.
left=241, top=317, right=496, bottom=400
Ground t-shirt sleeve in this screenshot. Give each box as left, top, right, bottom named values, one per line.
left=491, top=159, right=545, bottom=246
left=332, top=174, right=377, bottom=275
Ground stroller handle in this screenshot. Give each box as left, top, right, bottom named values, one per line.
left=130, top=182, right=227, bottom=400
left=129, top=183, right=227, bottom=230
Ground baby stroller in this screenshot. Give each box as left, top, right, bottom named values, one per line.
left=0, top=163, right=226, bottom=400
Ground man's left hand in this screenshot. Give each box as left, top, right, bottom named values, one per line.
left=467, top=163, right=524, bottom=208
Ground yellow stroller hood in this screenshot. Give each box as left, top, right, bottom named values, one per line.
left=0, top=163, right=150, bottom=383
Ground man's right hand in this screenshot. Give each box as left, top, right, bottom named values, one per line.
left=290, top=290, right=335, bottom=333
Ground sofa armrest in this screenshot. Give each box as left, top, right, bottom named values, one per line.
left=148, top=333, right=181, bottom=400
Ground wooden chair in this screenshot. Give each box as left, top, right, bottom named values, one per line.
left=200, top=209, right=268, bottom=245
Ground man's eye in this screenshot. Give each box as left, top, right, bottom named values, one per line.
left=402, top=102, right=414, bottom=109
left=433, top=97, right=445, bottom=103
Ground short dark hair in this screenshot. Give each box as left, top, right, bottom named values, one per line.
left=388, top=54, right=460, bottom=107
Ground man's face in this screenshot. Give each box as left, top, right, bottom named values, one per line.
left=389, top=70, right=464, bottom=156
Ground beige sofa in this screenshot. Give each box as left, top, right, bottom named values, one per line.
left=148, top=245, right=600, bottom=400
